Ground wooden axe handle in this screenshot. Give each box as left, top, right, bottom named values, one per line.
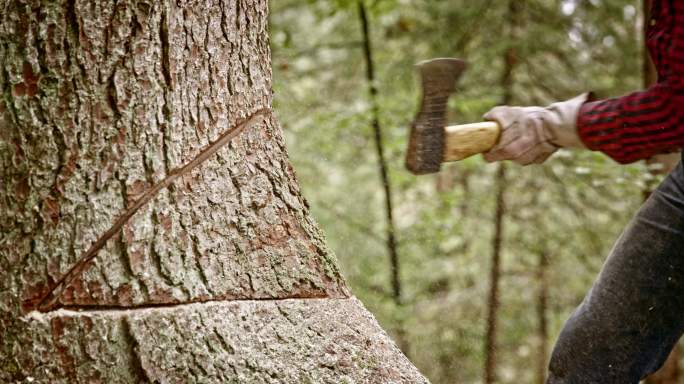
left=444, top=121, right=501, bottom=162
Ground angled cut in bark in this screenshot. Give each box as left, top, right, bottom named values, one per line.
left=0, top=0, right=427, bottom=382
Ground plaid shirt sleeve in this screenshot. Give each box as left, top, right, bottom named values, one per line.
left=576, top=0, right=684, bottom=164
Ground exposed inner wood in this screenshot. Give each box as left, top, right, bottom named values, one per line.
left=25, top=295, right=333, bottom=320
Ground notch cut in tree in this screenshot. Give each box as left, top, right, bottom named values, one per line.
left=0, top=1, right=426, bottom=382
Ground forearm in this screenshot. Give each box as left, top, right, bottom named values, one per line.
left=577, top=77, right=684, bottom=164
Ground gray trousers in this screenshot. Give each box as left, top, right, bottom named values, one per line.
left=547, top=157, right=684, bottom=383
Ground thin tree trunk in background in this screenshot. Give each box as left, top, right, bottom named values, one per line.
left=484, top=1, right=520, bottom=382
left=642, top=0, right=681, bottom=382
left=358, top=0, right=401, bottom=305
left=536, top=251, right=550, bottom=384
left=458, top=169, right=473, bottom=254
left=484, top=163, right=507, bottom=384
left=643, top=0, right=657, bottom=89
left=436, top=167, right=458, bottom=193
left=358, top=0, right=410, bottom=355
left=0, top=1, right=426, bottom=382
left=436, top=168, right=472, bottom=255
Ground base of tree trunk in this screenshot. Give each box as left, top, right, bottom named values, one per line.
left=4, top=298, right=427, bottom=383
left=0, top=1, right=427, bottom=381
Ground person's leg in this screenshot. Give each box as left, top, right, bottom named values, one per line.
left=547, top=159, right=684, bottom=384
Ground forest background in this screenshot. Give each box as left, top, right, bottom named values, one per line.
left=270, top=0, right=674, bottom=383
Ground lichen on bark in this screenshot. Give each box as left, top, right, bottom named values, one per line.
left=1, top=0, right=347, bottom=313
left=0, top=0, right=427, bottom=382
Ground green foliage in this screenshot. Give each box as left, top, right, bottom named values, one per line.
left=271, top=1, right=657, bottom=382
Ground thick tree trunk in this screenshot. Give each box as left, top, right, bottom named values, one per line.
left=0, top=1, right=426, bottom=382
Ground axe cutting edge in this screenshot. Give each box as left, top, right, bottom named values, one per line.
left=406, top=58, right=502, bottom=175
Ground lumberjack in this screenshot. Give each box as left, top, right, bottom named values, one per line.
left=406, top=1, right=684, bottom=382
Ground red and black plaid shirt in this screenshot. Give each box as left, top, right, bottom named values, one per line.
left=577, top=0, right=684, bottom=164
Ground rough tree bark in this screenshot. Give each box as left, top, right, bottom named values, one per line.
left=0, top=1, right=427, bottom=382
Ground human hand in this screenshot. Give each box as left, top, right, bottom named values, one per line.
left=483, top=94, right=590, bottom=165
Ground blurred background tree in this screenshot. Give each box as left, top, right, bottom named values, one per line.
left=270, top=0, right=676, bottom=382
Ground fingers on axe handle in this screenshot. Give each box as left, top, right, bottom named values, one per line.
left=406, top=58, right=467, bottom=175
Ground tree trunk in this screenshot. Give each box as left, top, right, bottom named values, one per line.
left=536, top=251, right=550, bottom=384
left=483, top=2, right=519, bottom=383
left=643, top=0, right=657, bottom=89
left=0, top=1, right=426, bottom=382
left=357, top=0, right=401, bottom=307
left=357, top=0, right=410, bottom=356
left=483, top=162, right=506, bottom=384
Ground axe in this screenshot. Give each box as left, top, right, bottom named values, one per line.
left=406, top=58, right=502, bottom=175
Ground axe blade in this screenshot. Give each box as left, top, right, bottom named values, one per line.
left=406, top=58, right=467, bottom=175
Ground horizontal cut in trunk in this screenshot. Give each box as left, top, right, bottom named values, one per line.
left=0, top=0, right=427, bottom=382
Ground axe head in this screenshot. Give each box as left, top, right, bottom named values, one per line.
left=405, top=58, right=467, bottom=175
